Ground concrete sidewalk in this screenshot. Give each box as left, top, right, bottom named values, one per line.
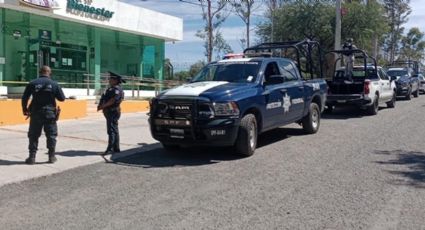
left=0, top=112, right=158, bottom=187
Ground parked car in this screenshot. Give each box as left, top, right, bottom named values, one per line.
left=325, top=43, right=396, bottom=115
left=386, top=68, right=420, bottom=100
left=149, top=40, right=327, bottom=156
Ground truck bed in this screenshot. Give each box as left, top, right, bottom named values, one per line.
left=327, top=80, right=364, bottom=95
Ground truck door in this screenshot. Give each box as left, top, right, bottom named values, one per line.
left=378, top=68, right=391, bottom=100
left=278, top=60, right=305, bottom=123
left=263, top=61, right=286, bottom=128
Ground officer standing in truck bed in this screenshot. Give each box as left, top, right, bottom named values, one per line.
left=97, top=71, right=125, bottom=155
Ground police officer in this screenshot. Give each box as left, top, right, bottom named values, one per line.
left=22, top=66, right=66, bottom=164
left=98, top=71, right=125, bottom=155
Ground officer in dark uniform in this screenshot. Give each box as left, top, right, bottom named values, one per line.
left=22, top=66, right=66, bottom=164
left=97, top=71, right=125, bottom=155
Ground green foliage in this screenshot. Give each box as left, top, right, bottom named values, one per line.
left=257, top=1, right=335, bottom=50
left=383, top=0, right=411, bottom=63
left=341, top=1, right=388, bottom=53
left=173, top=61, right=207, bottom=81
left=399, top=27, right=425, bottom=61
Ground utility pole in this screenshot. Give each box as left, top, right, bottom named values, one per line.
left=334, top=0, right=342, bottom=50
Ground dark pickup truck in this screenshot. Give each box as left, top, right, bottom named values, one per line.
left=149, top=40, right=327, bottom=156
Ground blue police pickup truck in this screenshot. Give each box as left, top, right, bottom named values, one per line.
left=149, top=41, right=327, bottom=156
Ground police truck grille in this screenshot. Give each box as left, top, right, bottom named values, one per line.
left=155, top=101, right=193, bottom=119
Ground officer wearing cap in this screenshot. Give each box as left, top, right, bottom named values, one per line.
left=22, top=65, right=65, bottom=164
left=98, top=71, right=125, bottom=155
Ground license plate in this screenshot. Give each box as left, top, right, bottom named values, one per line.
left=155, top=119, right=191, bottom=126
left=170, top=128, right=184, bottom=135
left=337, top=100, right=346, bottom=103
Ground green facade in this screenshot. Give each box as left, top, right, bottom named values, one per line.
left=0, top=8, right=165, bottom=90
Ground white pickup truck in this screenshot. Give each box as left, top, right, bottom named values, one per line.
left=325, top=43, right=396, bottom=115
left=326, top=66, right=397, bottom=115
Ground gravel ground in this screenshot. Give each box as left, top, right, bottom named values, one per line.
left=0, top=97, right=424, bottom=230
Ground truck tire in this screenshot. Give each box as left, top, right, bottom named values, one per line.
left=162, top=143, right=180, bottom=152
left=234, top=114, right=257, bottom=157
left=366, top=95, right=379, bottom=115
left=302, top=103, right=320, bottom=134
left=413, top=89, right=419, bottom=98
left=386, top=92, right=396, bottom=108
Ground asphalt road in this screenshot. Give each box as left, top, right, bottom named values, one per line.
left=1, top=97, right=425, bottom=230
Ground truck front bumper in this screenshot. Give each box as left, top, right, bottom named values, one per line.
left=326, top=94, right=372, bottom=107
left=149, top=118, right=240, bottom=147
left=396, top=86, right=410, bottom=96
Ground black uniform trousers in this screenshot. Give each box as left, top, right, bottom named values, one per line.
left=103, top=108, right=121, bottom=151
left=28, top=108, right=58, bottom=155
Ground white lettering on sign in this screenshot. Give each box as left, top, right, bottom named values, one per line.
left=312, top=83, right=320, bottom=91
left=266, top=101, right=282, bottom=110
left=292, top=98, right=304, bottom=104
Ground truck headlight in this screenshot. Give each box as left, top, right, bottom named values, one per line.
left=213, top=102, right=240, bottom=117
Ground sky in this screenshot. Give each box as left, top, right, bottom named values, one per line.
left=122, top=0, right=425, bottom=71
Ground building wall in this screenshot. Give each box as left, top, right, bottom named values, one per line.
left=0, top=7, right=166, bottom=92
left=0, top=0, right=183, bottom=41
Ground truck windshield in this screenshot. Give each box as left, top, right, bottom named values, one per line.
left=387, top=70, right=408, bottom=77
left=192, top=61, right=262, bottom=83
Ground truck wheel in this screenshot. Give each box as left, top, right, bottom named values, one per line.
left=234, top=114, right=257, bottom=157
left=413, top=89, right=419, bottom=98
left=386, top=92, right=396, bottom=108
left=162, top=143, right=180, bottom=152
left=302, top=103, right=320, bottom=134
left=366, top=95, right=379, bottom=115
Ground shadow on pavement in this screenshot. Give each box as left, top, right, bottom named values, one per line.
left=57, top=150, right=100, bottom=157
left=375, top=150, right=425, bottom=188
left=0, top=159, right=27, bottom=165
left=257, top=127, right=305, bottom=148
left=0, top=159, right=46, bottom=165
left=322, top=106, right=366, bottom=120
left=111, top=146, right=243, bottom=168
left=112, top=127, right=306, bottom=168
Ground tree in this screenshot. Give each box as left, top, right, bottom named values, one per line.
left=257, top=1, right=335, bottom=50
left=189, top=60, right=206, bottom=77
left=230, top=0, right=258, bottom=48
left=383, top=0, right=411, bottom=63
left=341, top=1, right=388, bottom=57
left=399, top=27, right=425, bottom=61
left=196, top=0, right=232, bottom=62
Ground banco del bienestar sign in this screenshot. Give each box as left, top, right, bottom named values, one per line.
left=66, top=0, right=114, bottom=20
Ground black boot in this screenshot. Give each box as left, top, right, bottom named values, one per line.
left=25, top=153, right=36, bottom=165
left=48, top=149, right=57, bottom=164
left=101, top=149, right=114, bottom=156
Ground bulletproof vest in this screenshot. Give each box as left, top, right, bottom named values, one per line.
left=31, top=82, right=56, bottom=110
